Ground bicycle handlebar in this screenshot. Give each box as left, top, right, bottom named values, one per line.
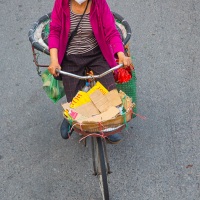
left=55, top=64, right=123, bottom=80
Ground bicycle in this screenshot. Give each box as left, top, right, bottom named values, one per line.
left=57, top=63, right=133, bottom=200
left=28, top=11, right=134, bottom=200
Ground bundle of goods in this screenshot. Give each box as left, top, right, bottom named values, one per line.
left=62, top=81, right=135, bottom=133
left=41, top=69, right=65, bottom=103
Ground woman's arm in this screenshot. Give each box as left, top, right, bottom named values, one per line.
left=100, top=0, right=132, bottom=67
left=48, top=0, right=62, bottom=76
left=100, top=0, right=124, bottom=54
left=48, top=48, right=61, bottom=77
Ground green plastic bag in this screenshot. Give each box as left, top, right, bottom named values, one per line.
left=116, top=70, right=137, bottom=117
left=41, top=69, right=65, bottom=103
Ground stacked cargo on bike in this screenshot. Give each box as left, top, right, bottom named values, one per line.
left=62, top=79, right=135, bottom=134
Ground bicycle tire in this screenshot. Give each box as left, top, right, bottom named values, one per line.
left=95, top=137, right=109, bottom=200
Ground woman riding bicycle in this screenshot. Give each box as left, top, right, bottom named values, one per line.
left=48, top=0, right=132, bottom=143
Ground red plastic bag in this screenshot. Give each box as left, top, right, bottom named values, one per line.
left=114, top=67, right=132, bottom=83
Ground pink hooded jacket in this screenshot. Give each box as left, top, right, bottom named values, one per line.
left=48, top=0, right=124, bottom=68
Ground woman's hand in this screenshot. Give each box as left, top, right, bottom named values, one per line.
left=48, top=61, right=61, bottom=77
left=117, top=52, right=132, bottom=68
left=48, top=48, right=61, bottom=77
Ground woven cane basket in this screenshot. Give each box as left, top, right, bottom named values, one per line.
left=63, top=108, right=133, bottom=133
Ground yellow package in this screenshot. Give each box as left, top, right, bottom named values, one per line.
left=87, top=81, right=108, bottom=96
left=70, top=91, right=91, bottom=108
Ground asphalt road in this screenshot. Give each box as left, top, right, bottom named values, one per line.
left=0, top=0, right=200, bottom=199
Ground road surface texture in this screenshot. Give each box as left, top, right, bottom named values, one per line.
left=0, top=0, right=200, bottom=199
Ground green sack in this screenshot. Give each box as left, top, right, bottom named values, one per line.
left=41, top=69, right=65, bottom=103
left=116, top=70, right=137, bottom=117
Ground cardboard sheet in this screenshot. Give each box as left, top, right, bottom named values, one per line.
left=105, top=89, right=122, bottom=107
left=74, top=101, right=100, bottom=117
left=62, top=103, right=88, bottom=122
left=119, top=90, right=133, bottom=111
left=89, top=89, right=110, bottom=113
left=85, top=106, right=120, bottom=122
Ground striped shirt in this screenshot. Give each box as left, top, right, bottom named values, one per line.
left=66, top=8, right=98, bottom=55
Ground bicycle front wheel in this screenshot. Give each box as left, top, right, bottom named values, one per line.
left=93, top=137, right=109, bottom=200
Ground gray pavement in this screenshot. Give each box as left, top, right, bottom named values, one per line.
left=0, top=0, right=200, bottom=199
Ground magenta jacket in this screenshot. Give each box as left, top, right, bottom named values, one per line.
left=48, top=0, right=124, bottom=68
